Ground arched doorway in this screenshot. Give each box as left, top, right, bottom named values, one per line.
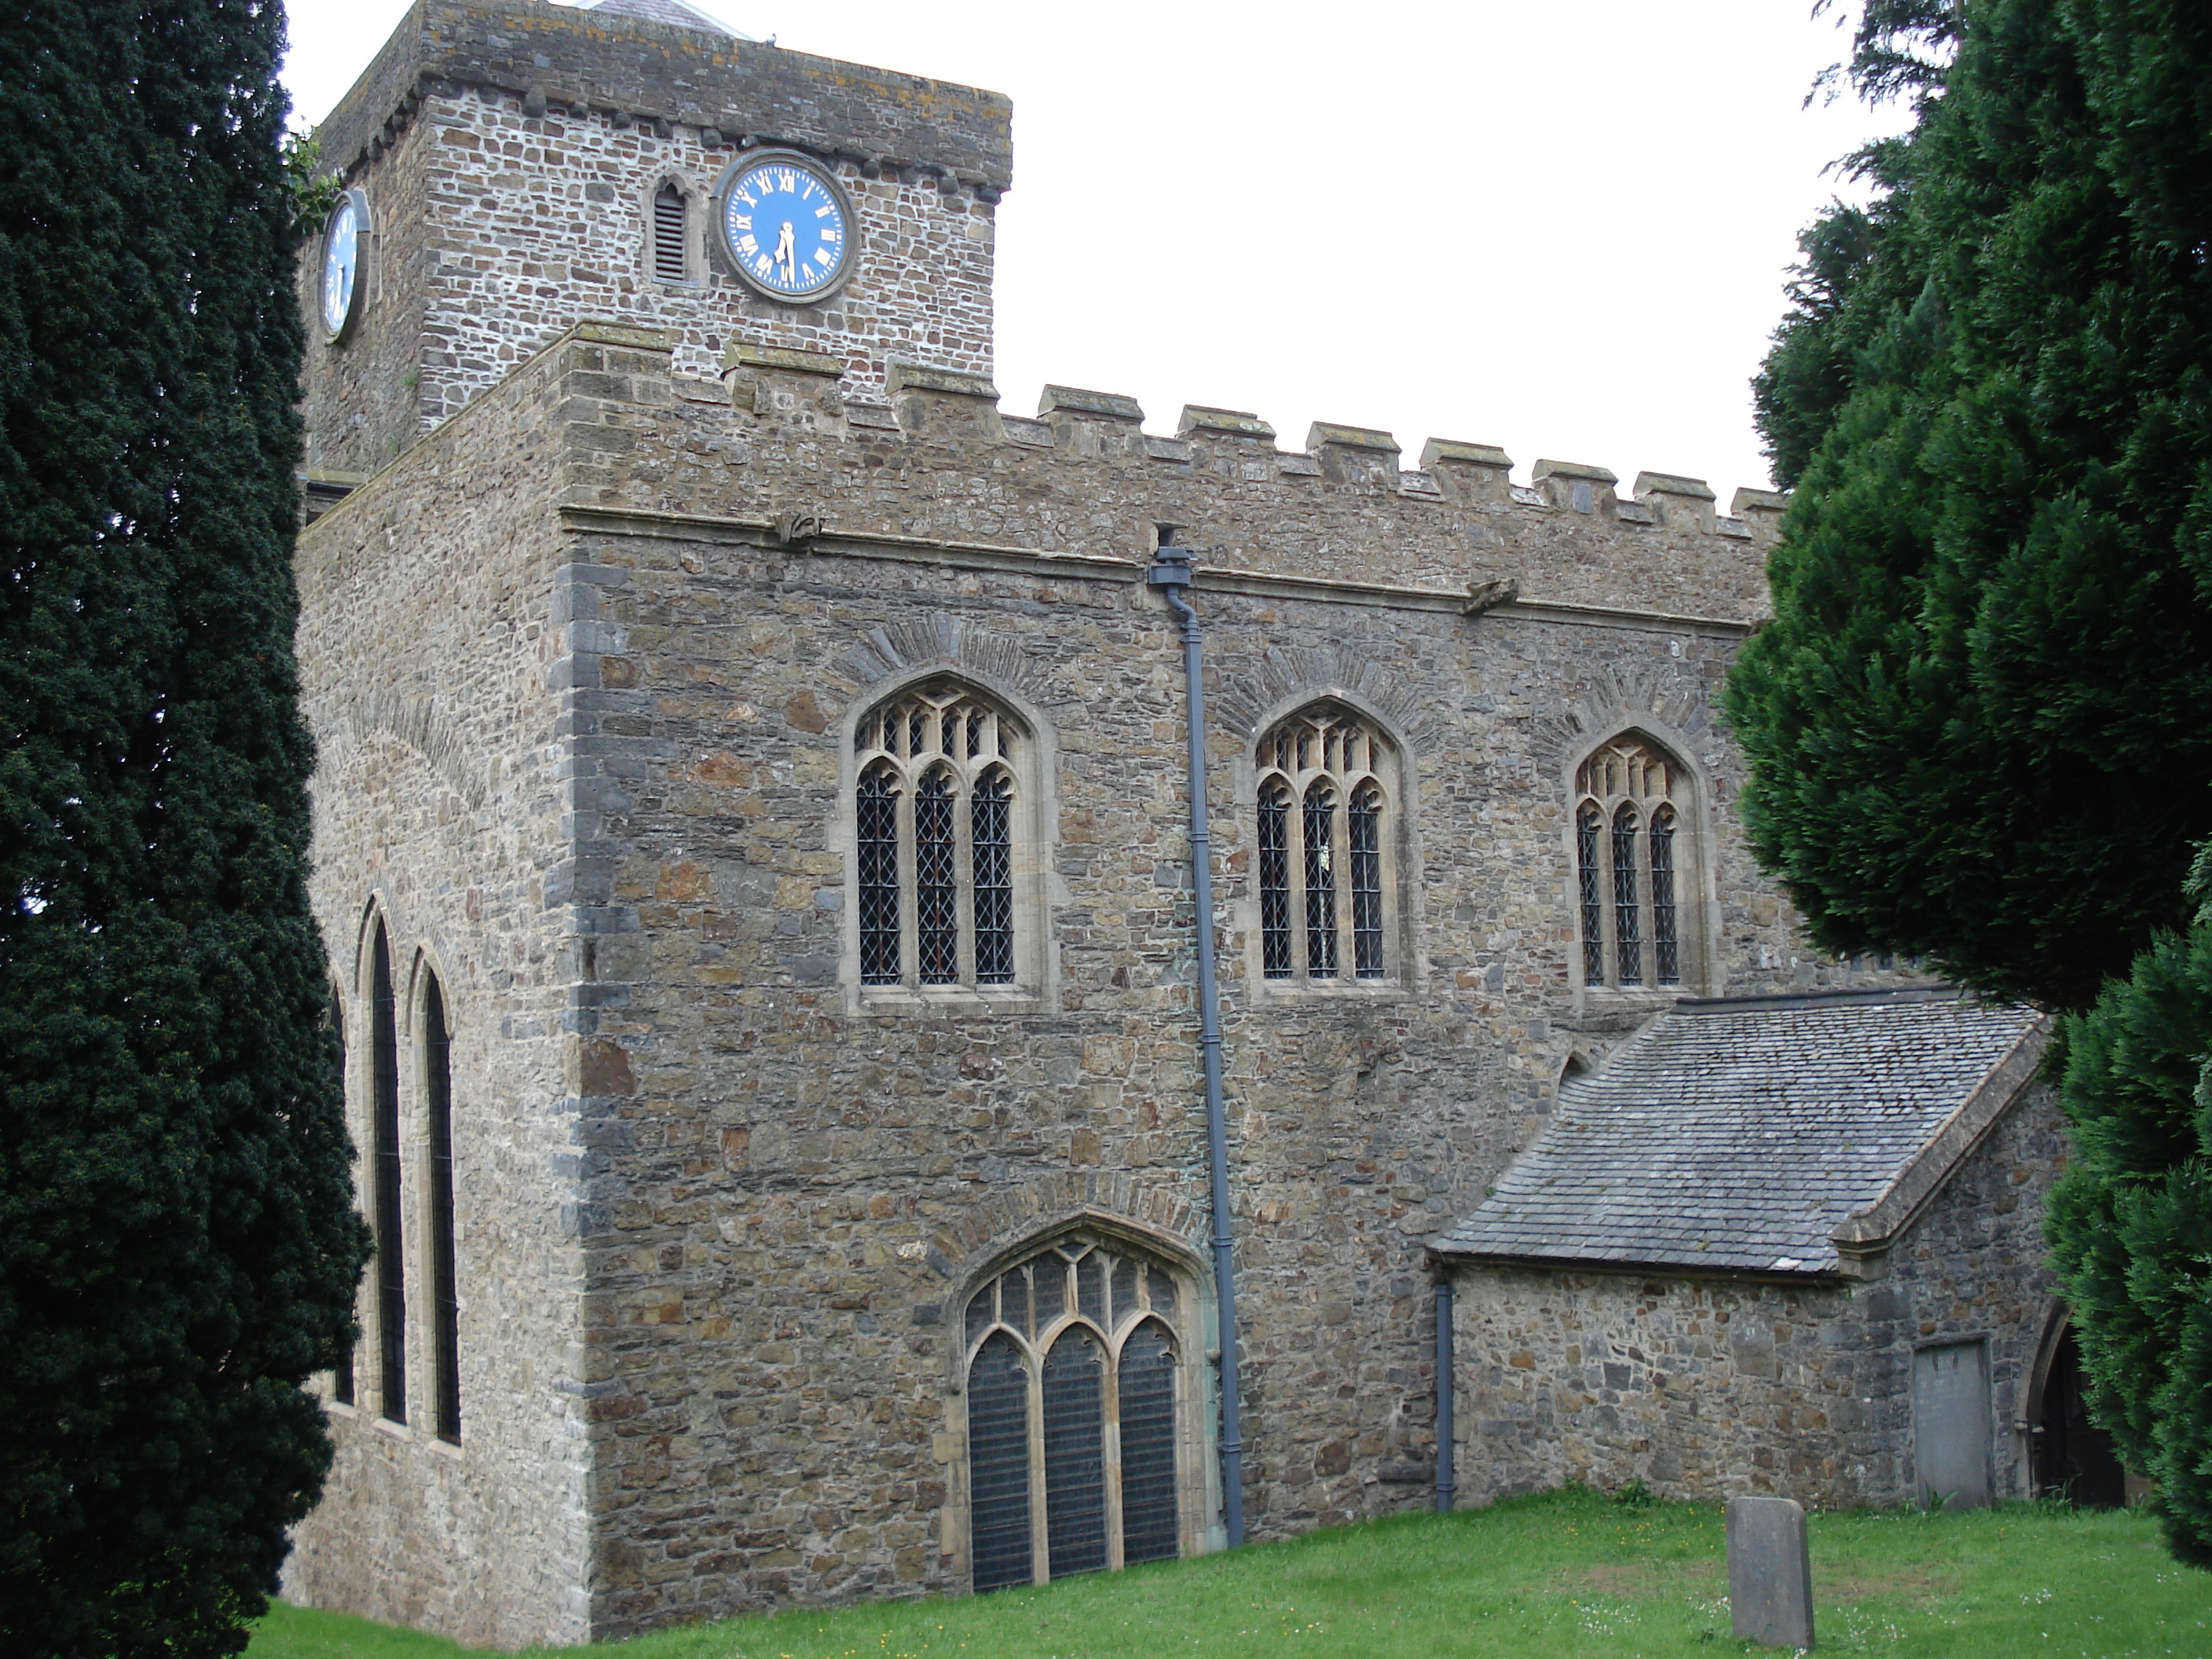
left=2032, top=1321, right=2126, bottom=1508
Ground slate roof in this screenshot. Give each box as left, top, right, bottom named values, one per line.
left=589, top=0, right=748, bottom=36
left=1430, top=990, right=2042, bottom=1276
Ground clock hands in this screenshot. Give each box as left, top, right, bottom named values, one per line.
left=775, top=220, right=797, bottom=284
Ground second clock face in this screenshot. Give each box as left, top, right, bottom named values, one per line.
left=718, top=153, right=853, bottom=301
left=321, top=192, right=364, bottom=341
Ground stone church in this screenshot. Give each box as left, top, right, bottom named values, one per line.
left=280, top=0, right=2108, bottom=1646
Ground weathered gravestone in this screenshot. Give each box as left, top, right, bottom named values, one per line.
left=1727, top=1495, right=1815, bottom=1649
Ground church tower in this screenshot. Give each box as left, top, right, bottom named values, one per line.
left=299, top=0, right=1009, bottom=481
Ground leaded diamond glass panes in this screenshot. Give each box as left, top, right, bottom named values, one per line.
left=916, top=771, right=958, bottom=983
left=1574, top=734, right=1696, bottom=991
left=1256, top=704, right=1396, bottom=983
left=1577, top=801, right=1604, bottom=987
left=1303, top=783, right=1337, bottom=977
left=1349, top=782, right=1382, bottom=978
left=1258, top=781, right=1291, bottom=978
left=1612, top=803, right=1642, bottom=986
left=857, top=767, right=901, bottom=984
left=961, top=1235, right=1188, bottom=1587
left=852, top=681, right=1028, bottom=992
left=972, top=773, right=1013, bottom=983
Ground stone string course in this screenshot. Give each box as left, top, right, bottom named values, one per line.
left=283, top=321, right=1932, bottom=1644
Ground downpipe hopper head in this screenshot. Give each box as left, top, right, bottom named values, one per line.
left=1148, top=524, right=1194, bottom=587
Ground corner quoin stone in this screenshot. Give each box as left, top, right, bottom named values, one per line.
left=1727, top=1495, right=1815, bottom=1650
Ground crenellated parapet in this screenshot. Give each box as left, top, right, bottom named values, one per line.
left=329, top=322, right=1782, bottom=625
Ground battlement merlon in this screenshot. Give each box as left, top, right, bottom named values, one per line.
left=313, top=322, right=1781, bottom=627
left=312, top=0, right=1014, bottom=192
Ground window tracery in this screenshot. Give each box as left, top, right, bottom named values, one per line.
left=852, top=682, right=1028, bottom=992
left=962, top=1235, right=1187, bottom=1589
left=1574, top=735, right=1696, bottom=990
left=1254, top=705, right=1397, bottom=983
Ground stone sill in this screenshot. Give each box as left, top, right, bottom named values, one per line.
left=857, top=986, right=1048, bottom=1017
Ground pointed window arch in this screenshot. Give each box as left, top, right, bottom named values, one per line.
left=1254, top=703, right=1402, bottom=983
left=1574, top=734, right=1700, bottom=991
left=961, top=1233, right=1195, bottom=1588
left=851, top=680, right=1037, bottom=993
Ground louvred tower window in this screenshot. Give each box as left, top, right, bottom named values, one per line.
left=1574, top=734, right=1698, bottom=991
left=651, top=181, right=689, bottom=282
left=962, top=1235, right=1191, bottom=1590
left=852, top=681, right=1033, bottom=994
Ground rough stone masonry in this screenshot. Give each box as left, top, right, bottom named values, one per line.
left=278, top=2, right=2070, bottom=1647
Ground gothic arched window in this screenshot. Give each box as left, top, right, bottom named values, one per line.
left=1255, top=705, right=1398, bottom=982
left=962, top=1235, right=1189, bottom=1589
left=852, top=681, right=1033, bottom=993
left=327, top=983, right=356, bottom=1408
left=421, top=969, right=461, bottom=1445
left=1575, top=735, right=1697, bottom=990
left=368, top=921, right=405, bottom=1423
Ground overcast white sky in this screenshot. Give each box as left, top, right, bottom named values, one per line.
left=282, top=0, right=1907, bottom=500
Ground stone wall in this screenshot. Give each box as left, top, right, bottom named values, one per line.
left=1443, top=1082, right=2064, bottom=1511
left=283, top=322, right=1928, bottom=1643
left=300, top=0, right=1005, bottom=478
left=510, top=327, right=1914, bottom=1636
left=281, top=330, right=627, bottom=1650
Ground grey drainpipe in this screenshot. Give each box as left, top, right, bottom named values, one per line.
left=1434, top=1273, right=1456, bottom=1511
left=1148, top=531, right=1244, bottom=1550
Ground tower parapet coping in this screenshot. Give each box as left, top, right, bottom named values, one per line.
left=310, top=0, right=1013, bottom=194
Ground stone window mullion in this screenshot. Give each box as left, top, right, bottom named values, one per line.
left=1025, top=1351, right=1049, bottom=1585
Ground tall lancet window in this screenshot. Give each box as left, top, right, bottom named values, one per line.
left=851, top=681, right=1035, bottom=993
left=1254, top=704, right=1401, bottom=983
left=422, top=971, right=461, bottom=1445
left=1574, top=734, right=1698, bottom=991
left=328, top=986, right=355, bottom=1407
left=962, top=1234, right=1192, bottom=1590
left=368, top=921, right=405, bottom=1423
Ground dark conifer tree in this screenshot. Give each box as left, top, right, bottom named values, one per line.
left=0, top=3, right=371, bottom=1653
left=1728, top=0, right=2212, bottom=1560
left=1730, top=0, right=2212, bottom=1013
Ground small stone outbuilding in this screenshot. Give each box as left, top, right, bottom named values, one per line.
left=1433, top=988, right=2062, bottom=1510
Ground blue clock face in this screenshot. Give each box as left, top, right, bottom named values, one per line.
left=321, top=193, right=363, bottom=339
left=719, top=155, right=852, bottom=300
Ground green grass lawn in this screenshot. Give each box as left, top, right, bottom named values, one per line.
left=248, top=1486, right=2212, bottom=1659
